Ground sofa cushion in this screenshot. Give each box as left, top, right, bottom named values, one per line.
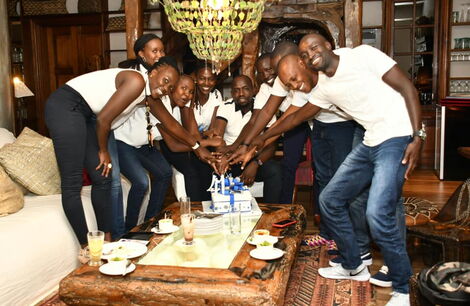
left=0, top=165, right=24, bottom=217
left=0, top=128, right=61, bottom=195
left=0, top=128, right=16, bottom=148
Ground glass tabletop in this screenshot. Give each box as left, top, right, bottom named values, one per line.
left=138, top=214, right=261, bottom=269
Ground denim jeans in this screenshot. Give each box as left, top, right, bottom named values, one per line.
left=117, top=140, right=172, bottom=231
left=279, top=122, right=310, bottom=204
left=107, top=132, right=126, bottom=239
left=319, top=136, right=413, bottom=293
left=348, top=125, right=407, bottom=254
left=45, top=85, right=112, bottom=244
left=310, top=119, right=356, bottom=239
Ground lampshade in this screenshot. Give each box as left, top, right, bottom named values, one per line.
left=13, top=77, right=34, bottom=98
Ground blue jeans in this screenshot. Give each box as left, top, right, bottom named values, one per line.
left=279, top=122, right=310, bottom=204
left=319, top=136, right=413, bottom=293
left=348, top=125, right=407, bottom=254
left=117, top=140, right=172, bottom=232
left=108, top=132, right=125, bottom=239
left=311, top=119, right=356, bottom=239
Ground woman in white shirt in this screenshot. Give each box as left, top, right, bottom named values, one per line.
left=44, top=59, right=179, bottom=244
left=182, top=63, right=224, bottom=200
left=113, top=34, right=171, bottom=233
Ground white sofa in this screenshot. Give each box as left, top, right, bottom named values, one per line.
left=0, top=129, right=148, bottom=306
left=0, top=176, right=145, bottom=306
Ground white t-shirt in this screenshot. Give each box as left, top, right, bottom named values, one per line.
left=308, top=45, right=413, bottom=146
left=216, top=99, right=253, bottom=145
left=271, top=77, right=350, bottom=128
left=66, top=68, right=147, bottom=129
left=253, top=83, right=277, bottom=127
left=114, top=96, right=181, bottom=147
left=190, top=89, right=223, bottom=132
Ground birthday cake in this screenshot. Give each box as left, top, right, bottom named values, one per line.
left=208, top=174, right=252, bottom=213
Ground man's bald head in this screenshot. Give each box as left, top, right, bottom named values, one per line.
left=278, top=54, right=317, bottom=93
left=271, top=41, right=299, bottom=73
left=232, top=75, right=253, bottom=90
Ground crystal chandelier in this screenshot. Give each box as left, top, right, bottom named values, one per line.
left=156, top=0, right=266, bottom=69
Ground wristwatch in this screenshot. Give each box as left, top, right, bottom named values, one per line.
left=412, top=123, right=427, bottom=141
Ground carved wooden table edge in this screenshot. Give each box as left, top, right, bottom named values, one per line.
left=59, top=203, right=306, bottom=305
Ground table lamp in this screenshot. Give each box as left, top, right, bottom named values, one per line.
left=13, top=77, right=34, bottom=132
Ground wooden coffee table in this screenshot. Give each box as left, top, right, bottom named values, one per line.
left=59, top=203, right=306, bottom=305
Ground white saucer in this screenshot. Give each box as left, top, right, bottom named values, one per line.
left=249, top=248, right=284, bottom=260
left=99, top=263, right=136, bottom=276
left=151, top=224, right=179, bottom=234
left=246, top=235, right=278, bottom=246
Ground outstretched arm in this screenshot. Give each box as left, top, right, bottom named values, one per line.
left=96, top=71, right=145, bottom=177
left=383, top=64, right=422, bottom=179
left=231, top=103, right=321, bottom=168
left=147, top=97, right=215, bottom=164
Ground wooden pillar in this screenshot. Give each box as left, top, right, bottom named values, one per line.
left=241, top=29, right=259, bottom=89
left=0, top=0, right=14, bottom=130
left=125, top=0, right=143, bottom=59
left=344, top=0, right=361, bottom=47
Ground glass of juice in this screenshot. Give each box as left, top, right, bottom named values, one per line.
left=180, top=213, right=195, bottom=245
left=87, top=230, right=104, bottom=266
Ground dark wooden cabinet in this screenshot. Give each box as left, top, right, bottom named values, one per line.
left=22, top=14, right=105, bottom=135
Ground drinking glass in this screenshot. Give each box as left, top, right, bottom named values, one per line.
left=466, top=3, right=470, bottom=22
left=450, top=81, right=456, bottom=93
left=181, top=213, right=195, bottom=245
left=179, top=196, right=191, bottom=216
left=87, top=231, right=104, bottom=266
left=461, top=4, right=467, bottom=23
left=229, top=202, right=241, bottom=235
left=452, top=11, right=460, bottom=23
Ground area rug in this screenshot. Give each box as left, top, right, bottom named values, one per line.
left=284, top=242, right=376, bottom=306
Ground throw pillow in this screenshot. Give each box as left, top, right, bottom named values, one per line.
left=0, top=127, right=61, bottom=195
left=0, top=165, right=24, bottom=217
left=0, top=128, right=16, bottom=148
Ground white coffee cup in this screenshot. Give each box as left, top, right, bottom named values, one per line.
left=159, top=218, right=174, bottom=232
left=256, top=240, right=274, bottom=253
left=252, top=229, right=270, bottom=244
left=107, top=256, right=128, bottom=272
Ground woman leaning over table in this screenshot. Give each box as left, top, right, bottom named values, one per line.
left=44, top=57, right=214, bottom=245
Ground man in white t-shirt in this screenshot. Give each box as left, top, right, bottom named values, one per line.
left=213, top=75, right=282, bottom=203
left=248, top=34, right=423, bottom=306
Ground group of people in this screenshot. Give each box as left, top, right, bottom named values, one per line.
left=45, top=32, right=423, bottom=306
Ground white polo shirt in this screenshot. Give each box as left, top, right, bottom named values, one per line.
left=114, top=96, right=181, bottom=147
left=190, top=89, right=223, bottom=132
left=308, top=45, right=413, bottom=146
left=216, top=99, right=253, bottom=145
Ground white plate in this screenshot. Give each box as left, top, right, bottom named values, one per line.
left=99, top=263, right=136, bottom=276
left=249, top=248, right=284, bottom=260
left=151, top=224, right=179, bottom=234
left=246, top=235, right=278, bottom=246
left=101, top=242, right=147, bottom=260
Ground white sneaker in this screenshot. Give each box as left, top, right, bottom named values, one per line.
left=318, top=263, right=370, bottom=281
left=385, top=291, right=410, bottom=306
